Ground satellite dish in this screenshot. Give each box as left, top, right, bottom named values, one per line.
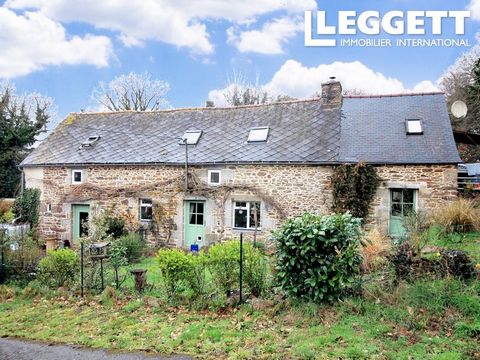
left=451, top=100, right=468, bottom=118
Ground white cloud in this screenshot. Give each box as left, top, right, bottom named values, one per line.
left=227, top=17, right=303, bottom=55
left=5, top=0, right=316, bottom=55
left=0, top=8, right=112, bottom=78
left=208, top=60, right=439, bottom=106
left=468, top=0, right=480, bottom=20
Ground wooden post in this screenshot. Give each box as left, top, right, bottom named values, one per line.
left=239, top=232, right=243, bottom=304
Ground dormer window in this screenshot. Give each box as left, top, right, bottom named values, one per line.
left=81, top=135, right=101, bottom=148
left=247, top=127, right=269, bottom=142
left=180, top=130, right=202, bottom=145
left=406, top=119, right=423, bottom=135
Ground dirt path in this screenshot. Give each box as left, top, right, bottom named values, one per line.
left=0, top=338, right=193, bottom=360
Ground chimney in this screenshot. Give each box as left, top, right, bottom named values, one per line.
left=205, top=100, right=215, bottom=107
left=321, top=77, right=343, bottom=109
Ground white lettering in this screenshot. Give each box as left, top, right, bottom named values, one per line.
left=449, top=11, right=470, bottom=35
left=338, top=11, right=357, bottom=35
left=358, top=11, right=380, bottom=35
left=382, top=11, right=404, bottom=35
left=426, top=11, right=448, bottom=35
left=407, top=11, right=426, bottom=35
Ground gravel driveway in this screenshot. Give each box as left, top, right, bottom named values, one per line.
left=0, top=338, right=193, bottom=360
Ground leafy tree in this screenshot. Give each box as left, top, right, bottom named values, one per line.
left=91, top=72, right=170, bottom=111
left=0, top=84, right=50, bottom=198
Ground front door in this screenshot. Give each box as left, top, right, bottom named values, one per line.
left=184, top=201, right=206, bottom=248
left=389, top=189, right=416, bottom=238
left=72, top=204, right=90, bottom=241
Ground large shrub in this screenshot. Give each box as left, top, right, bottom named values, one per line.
left=273, top=213, right=364, bottom=303
left=207, top=241, right=241, bottom=296
left=13, top=188, right=41, bottom=227
left=37, top=249, right=79, bottom=288
left=243, top=244, right=269, bottom=297
left=115, top=233, right=145, bottom=263
left=157, top=248, right=197, bottom=297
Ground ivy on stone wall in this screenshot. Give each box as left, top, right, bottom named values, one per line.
left=331, top=163, right=380, bottom=223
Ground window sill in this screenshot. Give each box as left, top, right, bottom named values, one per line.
left=232, top=228, right=262, bottom=232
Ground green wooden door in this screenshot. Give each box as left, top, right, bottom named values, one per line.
left=72, top=204, right=90, bottom=242
left=389, top=189, right=416, bottom=238
left=184, top=201, right=206, bottom=248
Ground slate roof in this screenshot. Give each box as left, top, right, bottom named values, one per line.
left=21, top=93, right=461, bottom=167
left=340, top=93, right=461, bottom=164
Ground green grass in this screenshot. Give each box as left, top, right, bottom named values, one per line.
left=429, top=231, right=480, bottom=263
left=1, top=232, right=479, bottom=359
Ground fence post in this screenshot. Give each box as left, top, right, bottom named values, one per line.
left=80, top=241, right=84, bottom=297
left=239, top=232, right=243, bottom=304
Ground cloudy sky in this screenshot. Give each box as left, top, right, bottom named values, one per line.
left=0, top=0, right=479, bottom=121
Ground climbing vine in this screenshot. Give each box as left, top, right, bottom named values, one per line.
left=331, top=163, right=381, bottom=223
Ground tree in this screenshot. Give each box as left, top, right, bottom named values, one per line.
left=439, top=44, right=480, bottom=131
left=0, top=84, right=50, bottom=198
left=465, top=58, right=480, bottom=133
left=91, top=72, right=170, bottom=111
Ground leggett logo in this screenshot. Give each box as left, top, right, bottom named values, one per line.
left=305, top=10, right=471, bottom=48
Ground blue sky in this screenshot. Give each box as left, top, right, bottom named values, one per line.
left=0, top=0, right=479, bottom=124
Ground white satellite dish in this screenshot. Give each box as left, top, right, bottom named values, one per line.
left=451, top=100, right=468, bottom=118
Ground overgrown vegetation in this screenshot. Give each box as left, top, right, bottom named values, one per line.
left=274, top=213, right=364, bottom=302
left=13, top=188, right=41, bottom=227
left=331, top=163, right=380, bottom=222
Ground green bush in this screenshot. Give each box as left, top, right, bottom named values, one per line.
left=37, top=249, right=79, bottom=288
left=243, top=244, right=269, bottom=297
left=207, top=241, right=240, bottom=296
left=105, top=216, right=127, bottom=239
left=273, top=213, right=364, bottom=303
left=115, top=233, right=144, bottom=263
left=13, top=188, right=41, bottom=227
left=1, top=209, right=15, bottom=223
left=157, top=248, right=196, bottom=297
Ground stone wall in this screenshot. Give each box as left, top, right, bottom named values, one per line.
left=370, top=164, right=458, bottom=233
left=24, top=163, right=458, bottom=247
left=27, top=164, right=333, bottom=248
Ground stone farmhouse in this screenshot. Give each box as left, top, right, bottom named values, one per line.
left=20, top=80, right=460, bottom=249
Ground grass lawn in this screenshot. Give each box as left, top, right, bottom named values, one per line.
left=1, top=235, right=479, bottom=359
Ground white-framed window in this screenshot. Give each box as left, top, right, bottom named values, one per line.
left=233, top=201, right=261, bottom=229
left=140, top=199, right=153, bottom=221
left=406, top=119, right=423, bottom=134
left=72, top=170, right=83, bottom=184
left=46, top=203, right=52, bottom=213
left=208, top=170, right=221, bottom=185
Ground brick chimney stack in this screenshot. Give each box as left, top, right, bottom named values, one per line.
left=321, top=77, right=343, bottom=109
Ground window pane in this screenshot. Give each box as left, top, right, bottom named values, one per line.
left=407, top=120, right=422, bottom=134
left=190, top=212, right=196, bottom=225
left=141, top=199, right=152, bottom=205
left=235, top=202, right=247, bottom=208
left=403, top=190, right=414, bottom=203
left=391, top=190, right=402, bottom=202
left=73, top=171, right=82, bottom=182
left=210, top=172, right=220, bottom=184
left=234, top=209, right=247, bottom=228
left=196, top=202, right=204, bottom=214
left=248, top=127, right=269, bottom=142
left=391, top=203, right=402, bottom=216
left=196, top=214, right=204, bottom=225
left=141, top=206, right=153, bottom=220
left=249, top=203, right=261, bottom=228
left=190, top=203, right=197, bottom=214
left=403, top=203, right=414, bottom=216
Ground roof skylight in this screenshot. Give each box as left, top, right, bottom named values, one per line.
left=81, top=135, right=101, bottom=148
left=406, top=119, right=423, bottom=135
left=247, top=127, right=269, bottom=142
left=180, top=130, right=203, bottom=145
